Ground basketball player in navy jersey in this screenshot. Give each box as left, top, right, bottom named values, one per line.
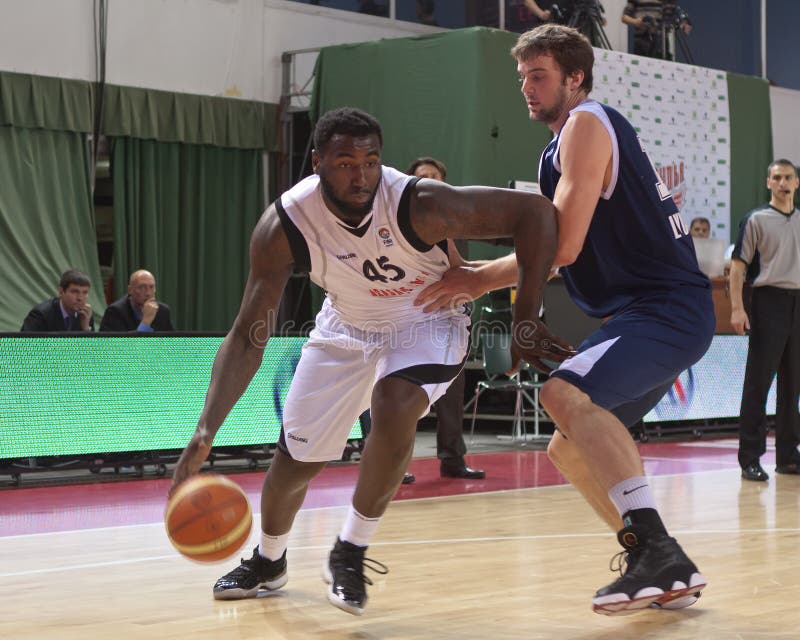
left=170, top=108, right=572, bottom=615
left=417, top=25, right=714, bottom=615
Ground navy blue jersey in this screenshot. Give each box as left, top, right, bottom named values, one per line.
left=538, top=100, right=709, bottom=318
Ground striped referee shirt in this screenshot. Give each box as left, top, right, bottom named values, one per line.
left=733, top=205, right=800, bottom=289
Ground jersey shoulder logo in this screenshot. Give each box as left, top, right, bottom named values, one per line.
left=378, top=227, right=394, bottom=247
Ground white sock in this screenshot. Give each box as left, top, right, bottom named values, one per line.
left=339, top=505, right=380, bottom=547
left=258, top=531, right=289, bottom=561
left=608, top=476, right=657, bottom=516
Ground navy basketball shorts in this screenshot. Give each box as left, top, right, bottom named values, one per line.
left=549, top=286, right=714, bottom=427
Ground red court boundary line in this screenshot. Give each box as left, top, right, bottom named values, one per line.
left=0, top=439, right=759, bottom=537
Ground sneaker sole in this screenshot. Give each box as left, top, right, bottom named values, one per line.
left=652, top=579, right=705, bottom=610
left=212, top=571, right=289, bottom=601
left=651, top=593, right=700, bottom=610
left=593, top=573, right=706, bottom=616
left=322, top=562, right=364, bottom=616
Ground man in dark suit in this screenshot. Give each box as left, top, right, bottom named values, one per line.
left=21, top=269, right=95, bottom=332
left=100, top=269, right=174, bottom=332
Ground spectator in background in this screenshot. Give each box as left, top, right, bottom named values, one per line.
left=622, top=0, right=691, bottom=60
left=508, top=0, right=553, bottom=33
left=406, top=156, right=447, bottom=182
left=689, top=217, right=710, bottom=239
left=406, top=157, right=486, bottom=481
left=730, top=159, right=800, bottom=482
left=100, top=269, right=174, bottom=332
left=416, top=0, right=438, bottom=26
left=21, top=269, right=94, bottom=332
left=525, top=0, right=552, bottom=21
left=358, top=0, right=388, bottom=18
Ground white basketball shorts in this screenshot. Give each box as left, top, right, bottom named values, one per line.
left=280, top=303, right=470, bottom=462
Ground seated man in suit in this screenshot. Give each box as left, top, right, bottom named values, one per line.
left=100, top=269, right=174, bottom=332
left=21, top=269, right=94, bottom=332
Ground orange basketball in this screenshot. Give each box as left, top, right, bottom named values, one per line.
left=165, top=474, right=253, bottom=563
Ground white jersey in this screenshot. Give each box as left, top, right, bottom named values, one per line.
left=276, top=165, right=464, bottom=329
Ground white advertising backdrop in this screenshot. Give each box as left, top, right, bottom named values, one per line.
left=592, top=50, right=731, bottom=241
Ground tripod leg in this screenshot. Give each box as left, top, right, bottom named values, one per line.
left=595, top=21, right=612, bottom=50
left=677, top=31, right=695, bottom=64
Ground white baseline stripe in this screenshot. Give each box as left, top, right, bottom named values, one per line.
left=1, top=527, right=798, bottom=578
left=679, top=440, right=775, bottom=450
left=0, top=466, right=741, bottom=542
left=641, top=455, right=740, bottom=467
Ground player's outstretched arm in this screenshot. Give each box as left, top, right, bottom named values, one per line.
left=412, top=181, right=555, bottom=304
left=409, top=181, right=574, bottom=372
left=170, top=207, right=294, bottom=493
left=415, top=238, right=496, bottom=311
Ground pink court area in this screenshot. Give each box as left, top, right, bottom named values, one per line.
left=0, top=439, right=766, bottom=537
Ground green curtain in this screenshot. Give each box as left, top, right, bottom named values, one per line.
left=0, top=71, right=103, bottom=332
left=312, top=27, right=552, bottom=188
left=0, top=71, right=93, bottom=132
left=0, top=126, right=105, bottom=331
left=104, top=84, right=279, bottom=151
left=111, top=138, right=264, bottom=331
left=727, top=73, right=773, bottom=237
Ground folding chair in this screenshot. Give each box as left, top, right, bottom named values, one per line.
left=468, top=333, right=550, bottom=445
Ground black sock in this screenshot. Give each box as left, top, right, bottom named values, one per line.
left=622, top=507, right=668, bottom=535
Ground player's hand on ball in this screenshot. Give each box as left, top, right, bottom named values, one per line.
left=169, top=428, right=214, bottom=498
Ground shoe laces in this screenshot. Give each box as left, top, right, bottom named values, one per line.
left=228, top=551, right=272, bottom=579
left=609, top=550, right=628, bottom=576
left=608, top=546, right=643, bottom=577
left=330, top=547, right=389, bottom=588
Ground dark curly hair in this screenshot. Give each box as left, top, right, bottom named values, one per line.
left=313, top=107, right=383, bottom=153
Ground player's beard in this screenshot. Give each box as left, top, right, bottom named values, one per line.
left=319, top=173, right=379, bottom=221
left=534, top=85, right=569, bottom=125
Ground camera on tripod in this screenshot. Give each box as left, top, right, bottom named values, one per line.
left=662, top=1, right=692, bottom=29
left=550, top=0, right=604, bottom=25
left=550, top=1, right=610, bottom=49
left=636, top=1, right=694, bottom=63
left=641, top=14, right=658, bottom=30
left=550, top=0, right=611, bottom=49
left=571, top=0, right=604, bottom=19
left=549, top=3, right=566, bottom=23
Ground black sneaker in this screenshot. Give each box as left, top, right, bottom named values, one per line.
left=322, top=537, right=388, bottom=615
left=592, top=525, right=706, bottom=615
left=212, top=547, right=288, bottom=600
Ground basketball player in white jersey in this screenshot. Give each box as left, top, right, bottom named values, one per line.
left=170, top=108, right=571, bottom=615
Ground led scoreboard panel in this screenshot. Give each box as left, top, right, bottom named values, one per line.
left=0, top=335, right=361, bottom=459
left=645, top=335, right=777, bottom=423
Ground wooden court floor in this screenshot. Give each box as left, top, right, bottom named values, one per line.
left=1, top=449, right=799, bottom=639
